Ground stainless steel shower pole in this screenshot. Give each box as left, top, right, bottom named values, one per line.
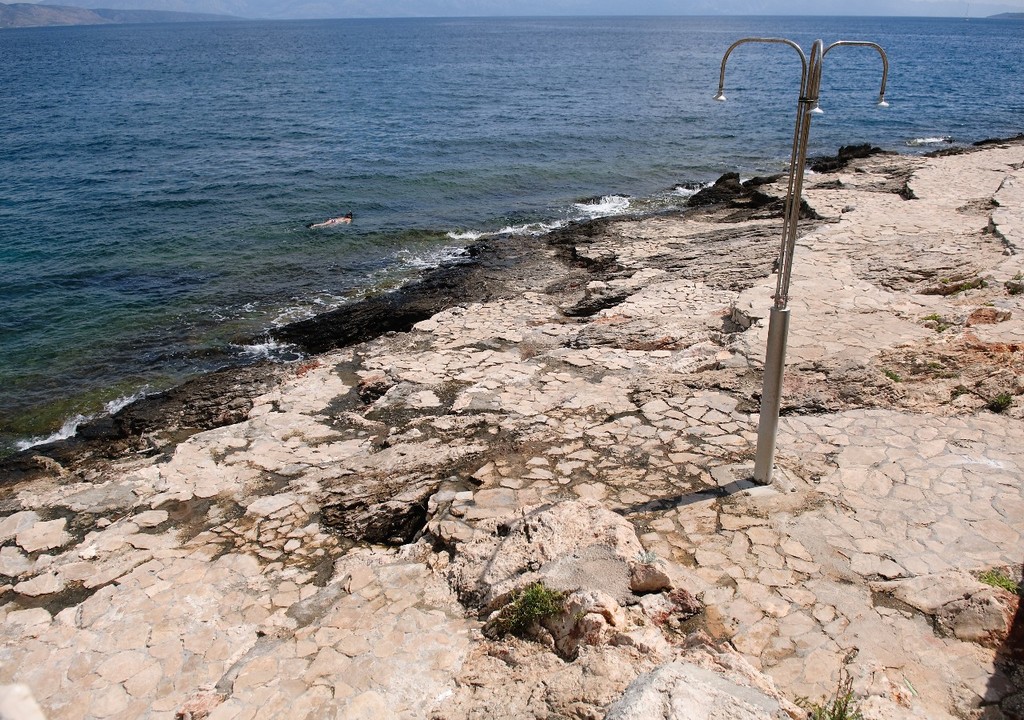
left=713, top=38, right=889, bottom=483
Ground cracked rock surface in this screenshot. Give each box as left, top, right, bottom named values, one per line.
left=1, top=141, right=1024, bottom=720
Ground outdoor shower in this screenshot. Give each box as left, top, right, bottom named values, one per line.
left=713, top=37, right=889, bottom=483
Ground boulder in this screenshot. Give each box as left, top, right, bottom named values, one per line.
left=936, top=588, right=1018, bottom=649
left=872, top=571, right=1018, bottom=648
left=809, top=143, right=889, bottom=173
left=629, top=561, right=673, bottom=594
left=687, top=173, right=747, bottom=208
left=445, top=499, right=645, bottom=610
left=541, top=589, right=626, bottom=659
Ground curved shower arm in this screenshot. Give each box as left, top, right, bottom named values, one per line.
left=823, top=40, right=890, bottom=105
left=715, top=37, right=808, bottom=101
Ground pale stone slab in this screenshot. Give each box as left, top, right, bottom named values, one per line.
left=133, top=510, right=169, bottom=528
left=16, top=519, right=71, bottom=553
left=13, top=572, right=65, bottom=597
left=0, top=546, right=32, bottom=577
left=247, top=494, right=297, bottom=517
left=0, top=511, right=41, bottom=544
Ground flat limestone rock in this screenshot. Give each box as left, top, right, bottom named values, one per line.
left=14, top=572, right=65, bottom=597
left=16, top=518, right=71, bottom=554
left=0, top=547, right=32, bottom=578
left=132, top=510, right=168, bottom=528
left=605, top=661, right=794, bottom=720
left=0, top=511, right=40, bottom=544
left=871, top=571, right=987, bottom=614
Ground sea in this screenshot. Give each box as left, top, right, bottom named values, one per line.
left=1, top=15, right=1022, bottom=455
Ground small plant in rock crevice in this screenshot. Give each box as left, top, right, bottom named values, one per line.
left=986, top=393, right=1013, bottom=413
left=491, top=582, right=566, bottom=638
left=796, top=669, right=864, bottom=720
left=921, top=313, right=953, bottom=332
left=882, top=368, right=902, bottom=383
left=1006, top=272, right=1023, bottom=295
left=950, top=385, right=971, bottom=400
left=636, top=549, right=662, bottom=565
left=979, top=568, right=1021, bottom=595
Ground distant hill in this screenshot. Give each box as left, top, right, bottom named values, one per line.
left=1, top=1, right=97, bottom=25
left=988, top=12, right=1024, bottom=17
left=0, top=0, right=240, bottom=26
left=92, top=6, right=241, bottom=21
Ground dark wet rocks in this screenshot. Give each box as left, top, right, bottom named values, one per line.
left=0, top=363, right=283, bottom=485
left=686, top=171, right=822, bottom=226
left=686, top=172, right=779, bottom=210
left=808, top=143, right=893, bottom=173
left=273, top=231, right=581, bottom=356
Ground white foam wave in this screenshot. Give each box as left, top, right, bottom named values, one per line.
left=906, top=136, right=952, bottom=147
left=268, top=292, right=353, bottom=326
left=232, top=338, right=300, bottom=360
left=397, top=245, right=471, bottom=269
left=446, top=230, right=486, bottom=241
left=447, top=187, right=703, bottom=247
left=15, top=414, right=91, bottom=451
left=497, top=220, right=566, bottom=236
left=105, top=391, right=147, bottom=415
left=452, top=221, right=566, bottom=239
left=14, top=390, right=150, bottom=451
left=573, top=194, right=631, bottom=219
left=672, top=183, right=708, bottom=198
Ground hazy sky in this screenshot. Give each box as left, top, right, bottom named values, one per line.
left=253, top=0, right=1024, bottom=16
left=29, top=0, right=1024, bottom=19
left=237, top=0, right=1024, bottom=16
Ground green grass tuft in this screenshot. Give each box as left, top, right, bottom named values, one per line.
left=979, top=569, right=1021, bottom=595
left=921, top=313, right=952, bottom=332
left=493, top=582, right=565, bottom=637
left=882, top=369, right=902, bottom=383
left=950, top=385, right=970, bottom=400
left=986, top=393, right=1013, bottom=413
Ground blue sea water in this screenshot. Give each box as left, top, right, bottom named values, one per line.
left=1, top=15, right=1022, bottom=453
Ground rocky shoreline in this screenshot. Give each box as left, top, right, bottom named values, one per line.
left=1, top=140, right=1023, bottom=720
left=0, top=142, right=962, bottom=483
left=0, top=155, right=798, bottom=483
left=0, top=219, right=584, bottom=483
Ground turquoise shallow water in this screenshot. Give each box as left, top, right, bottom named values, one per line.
left=1, top=15, right=1022, bottom=452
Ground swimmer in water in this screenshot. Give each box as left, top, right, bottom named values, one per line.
left=307, top=212, right=352, bottom=228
